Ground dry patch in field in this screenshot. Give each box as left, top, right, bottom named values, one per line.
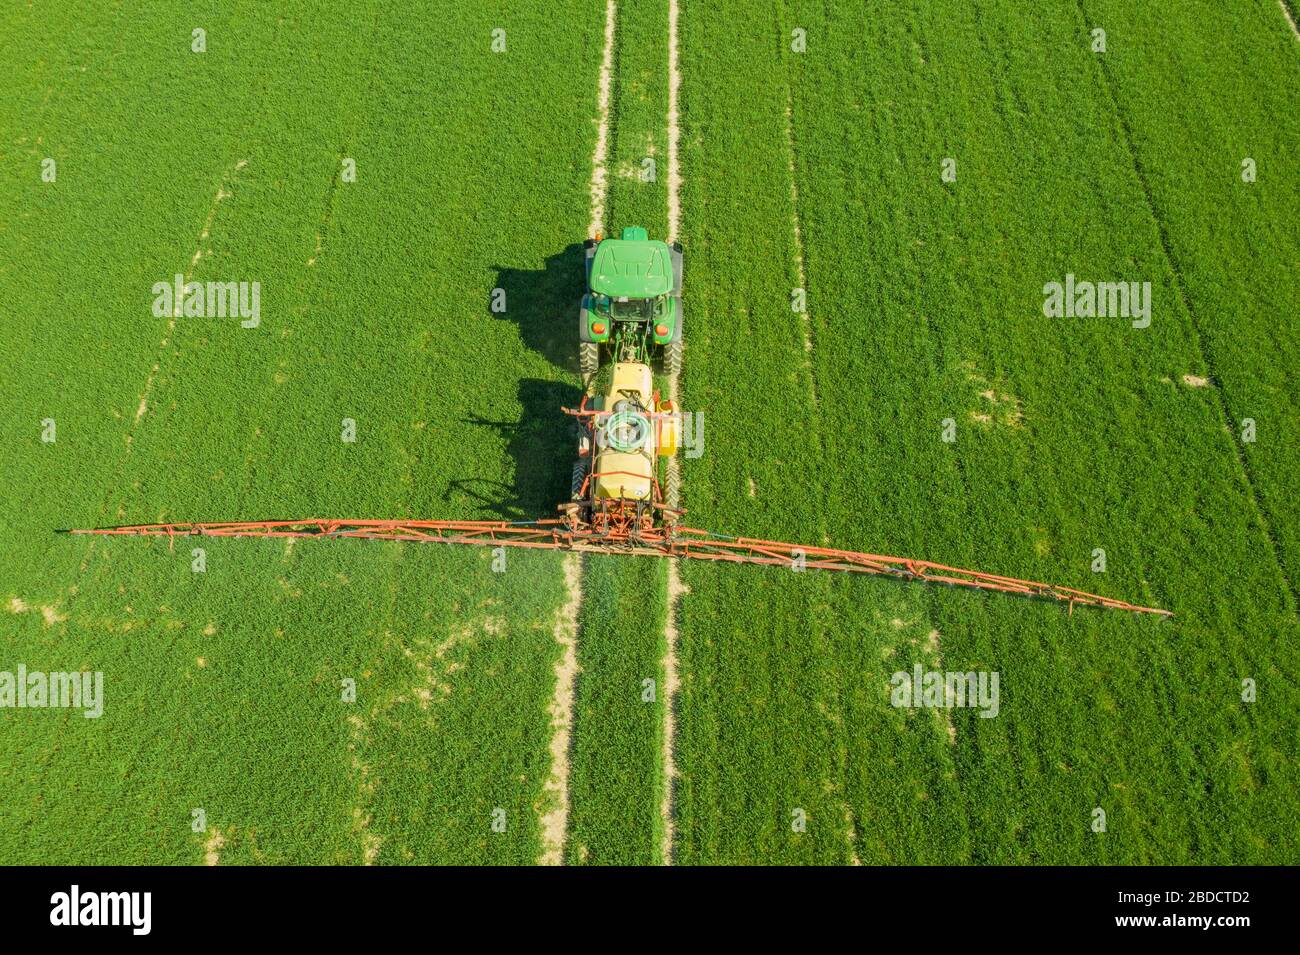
left=969, top=389, right=1023, bottom=427
left=960, top=361, right=1025, bottom=427
left=403, top=615, right=505, bottom=708
left=890, top=621, right=957, bottom=746
left=922, top=628, right=957, bottom=745
left=203, top=828, right=226, bottom=866
left=8, top=596, right=68, bottom=627
left=843, top=803, right=863, bottom=865
left=616, top=137, right=656, bottom=180
left=346, top=713, right=383, bottom=865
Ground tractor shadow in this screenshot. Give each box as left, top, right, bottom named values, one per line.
left=443, top=377, right=582, bottom=522
left=491, top=243, right=585, bottom=374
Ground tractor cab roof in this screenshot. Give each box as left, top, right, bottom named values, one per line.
left=590, top=238, right=674, bottom=299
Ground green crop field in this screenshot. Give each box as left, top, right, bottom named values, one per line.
left=673, top=0, right=1300, bottom=865
left=2, top=0, right=1297, bottom=867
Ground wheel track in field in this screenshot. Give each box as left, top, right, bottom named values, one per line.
left=1075, top=0, right=1299, bottom=613
left=782, top=94, right=819, bottom=407
left=587, top=0, right=619, bottom=241
left=1279, top=1, right=1300, bottom=42
left=130, top=159, right=248, bottom=441
left=306, top=145, right=348, bottom=268
left=659, top=0, right=684, bottom=867
left=539, top=552, right=582, bottom=864
left=537, top=0, right=617, bottom=866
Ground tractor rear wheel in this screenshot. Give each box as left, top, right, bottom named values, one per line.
left=665, top=460, right=681, bottom=509
left=571, top=460, right=589, bottom=500
left=580, top=343, right=600, bottom=378
left=664, top=338, right=683, bottom=378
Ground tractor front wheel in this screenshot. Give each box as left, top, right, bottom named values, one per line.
left=664, top=338, right=683, bottom=377
left=579, top=343, right=600, bottom=378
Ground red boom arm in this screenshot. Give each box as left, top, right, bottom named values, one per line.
left=66, top=518, right=1171, bottom=617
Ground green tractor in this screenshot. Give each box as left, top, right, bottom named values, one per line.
left=579, top=226, right=683, bottom=378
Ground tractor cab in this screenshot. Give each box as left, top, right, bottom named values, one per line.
left=579, top=226, right=683, bottom=377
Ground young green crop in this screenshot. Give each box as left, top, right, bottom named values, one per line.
left=0, top=0, right=601, bottom=863
left=672, top=0, right=1300, bottom=863
left=567, top=555, right=668, bottom=864
left=1081, top=0, right=1300, bottom=595
left=3, top=0, right=1296, bottom=867
left=672, top=0, right=853, bottom=864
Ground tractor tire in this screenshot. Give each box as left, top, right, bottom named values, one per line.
left=580, top=342, right=600, bottom=379
left=571, top=460, right=589, bottom=500
left=665, top=461, right=681, bottom=509
left=664, top=338, right=683, bottom=378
